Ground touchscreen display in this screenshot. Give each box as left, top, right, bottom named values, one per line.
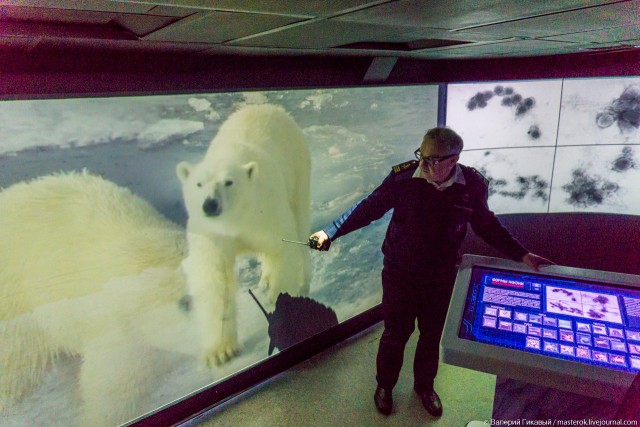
left=459, top=267, right=640, bottom=373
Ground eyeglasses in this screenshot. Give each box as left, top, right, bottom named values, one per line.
left=414, top=149, right=458, bottom=167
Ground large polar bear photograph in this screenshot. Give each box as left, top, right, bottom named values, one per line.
left=0, top=87, right=438, bottom=426
left=176, top=104, right=312, bottom=366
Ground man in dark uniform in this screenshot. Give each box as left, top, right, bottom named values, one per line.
left=310, top=127, right=552, bottom=417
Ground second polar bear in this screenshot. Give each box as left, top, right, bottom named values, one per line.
left=0, top=171, right=195, bottom=426
left=177, top=104, right=311, bottom=366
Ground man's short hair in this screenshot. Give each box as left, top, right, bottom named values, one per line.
left=424, top=127, right=464, bottom=154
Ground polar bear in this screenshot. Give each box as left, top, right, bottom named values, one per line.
left=0, top=171, right=198, bottom=426
left=177, top=104, right=311, bottom=366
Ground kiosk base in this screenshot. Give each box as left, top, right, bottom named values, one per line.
left=492, top=376, right=617, bottom=421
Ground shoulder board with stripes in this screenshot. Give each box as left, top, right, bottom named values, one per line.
left=469, top=167, right=490, bottom=186
left=392, top=160, right=418, bottom=174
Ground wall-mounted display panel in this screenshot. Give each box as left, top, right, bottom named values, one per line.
left=550, top=77, right=640, bottom=214
left=458, top=147, right=555, bottom=214
left=447, top=80, right=563, bottom=151
left=447, top=77, right=640, bottom=216
left=549, top=145, right=640, bottom=214
left=558, top=78, right=640, bottom=146
left=0, top=86, right=438, bottom=426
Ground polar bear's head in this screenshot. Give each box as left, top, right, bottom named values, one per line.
left=177, top=159, right=257, bottom=230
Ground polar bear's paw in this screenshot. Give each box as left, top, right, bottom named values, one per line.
left=202, top=341, right=240, bottom=368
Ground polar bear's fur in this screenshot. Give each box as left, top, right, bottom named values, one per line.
left=177, top=104, right=311, bottom=366
left=0, top=171, right=196, bottom=426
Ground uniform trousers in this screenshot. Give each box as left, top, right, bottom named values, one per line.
left=375, top=261, right=456, bottom=393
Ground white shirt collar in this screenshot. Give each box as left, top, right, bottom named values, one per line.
left=413, top=164, right=465, bottom=191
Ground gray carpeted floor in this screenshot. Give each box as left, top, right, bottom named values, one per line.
left=181, top=323, right=495, bottom=427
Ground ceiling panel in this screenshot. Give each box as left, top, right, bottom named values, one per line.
left=113, top=14, right=179, bottom=37
left=0, top=6, right=114, bottom=24
left=0, top=20, right=136, bottom=40
left=601, top=37, right=640, bottom=46
left=30, top=35, right=213, bottom=53
left=454, top=1, right=639, bottom=38
left=228, top=20, right=511, bottom=52
left=0, top=0, right=154, bottom=14
left=410, top=39, right=587, bottom=59
left=0, top=5, right=184, bottom=39
left=143, top=10, right=305, bottom=43
left=115, top=0, right=386, bottom=17
left=541, top=25, right=640, bottom=44
left=228, top=20, right=445, bottom=49
left=333, top=0, right=626, bottom=30
left=395, top=28, right=515, bottom=44
left=146, top=5, right=199, bottom=18
left=0, top=0, right=638, bottom=64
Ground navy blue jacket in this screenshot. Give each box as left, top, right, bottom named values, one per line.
left=323, top=161, right=528, bottom=275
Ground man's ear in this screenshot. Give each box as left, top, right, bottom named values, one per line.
left=243, top=161, right=258, bottom=179
left=176, top=161, right=193, bottom=184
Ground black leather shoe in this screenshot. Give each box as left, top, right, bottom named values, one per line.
left=374, top=386, right=393, bottom=415
left=416, top=389, right=443, bottom=417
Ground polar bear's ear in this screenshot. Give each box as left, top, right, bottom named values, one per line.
left=176, top=161, right=194, bottom=184
left=243, top=161, right=258, bottom=180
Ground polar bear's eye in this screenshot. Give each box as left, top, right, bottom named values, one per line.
left=197, top=182, right=202, bottom=188
left=224, top=180, right=234, bottom=187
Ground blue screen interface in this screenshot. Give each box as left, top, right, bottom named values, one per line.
left=459, top=267, right=640, bottom=373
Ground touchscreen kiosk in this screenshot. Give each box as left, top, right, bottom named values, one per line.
left=441, top=254, right=640, bottom=401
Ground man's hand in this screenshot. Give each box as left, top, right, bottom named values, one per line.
left=310, top=230, right=331, bottom=251
left=521, top=252, right=555, bottom=271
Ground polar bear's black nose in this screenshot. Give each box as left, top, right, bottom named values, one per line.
left=202, top=198, right=221, bottom=216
